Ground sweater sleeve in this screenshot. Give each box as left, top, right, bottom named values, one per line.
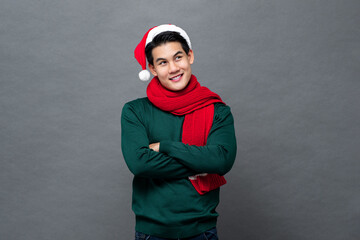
left=159, top=104, right=237, bottom=176
left=121, top=102, right=197, bottom=179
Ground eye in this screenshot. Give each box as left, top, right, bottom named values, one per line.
left=175, top=56, right=182, bottom=61
left=159, top=61, right=167, bottom=66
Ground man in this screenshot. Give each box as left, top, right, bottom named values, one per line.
left=121, top=24, right=237, bottom=240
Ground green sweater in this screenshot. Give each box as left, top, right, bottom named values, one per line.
left=121, top=97, right=237, bottom=238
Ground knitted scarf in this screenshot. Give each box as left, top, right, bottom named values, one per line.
left=147, top=75, right=227, bottom=195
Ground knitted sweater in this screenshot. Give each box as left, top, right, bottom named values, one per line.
left=121, top=97, right=237, bottom=238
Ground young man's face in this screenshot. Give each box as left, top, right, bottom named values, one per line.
left=149, top=41, right=194, bottom=91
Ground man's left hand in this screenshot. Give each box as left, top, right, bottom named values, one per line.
left=149, top=142, right=160, bottom=152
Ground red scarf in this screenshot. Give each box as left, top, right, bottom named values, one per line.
left=147, top=75, right=227, bottom=195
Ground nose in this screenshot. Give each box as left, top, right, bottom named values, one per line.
left=168, top=61, right=179, bottom=73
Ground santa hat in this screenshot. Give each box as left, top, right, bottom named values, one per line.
left=134, top=24, right=192, bottom=81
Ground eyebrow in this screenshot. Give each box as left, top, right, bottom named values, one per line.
left=155, top=51, right=184, bottom=63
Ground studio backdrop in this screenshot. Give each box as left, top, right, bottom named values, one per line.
left=1, top=1, right=359, bottom=240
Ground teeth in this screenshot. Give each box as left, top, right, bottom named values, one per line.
left=171, top=74, right=181, bottom=80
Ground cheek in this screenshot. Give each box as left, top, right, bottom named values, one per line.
left=156, top=68, right=167, bottom=77
left=180, top=61, right=191, bottom=70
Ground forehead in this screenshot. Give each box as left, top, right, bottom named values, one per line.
left=151, top=42, right=185, bottom=58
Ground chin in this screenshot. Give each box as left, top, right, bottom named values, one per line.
left=169, top=81, right=189, bottom=91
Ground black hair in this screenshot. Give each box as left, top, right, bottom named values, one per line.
left=145, top=31, right=190, bottom=66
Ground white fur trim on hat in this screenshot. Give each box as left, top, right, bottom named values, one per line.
left=145, top=24, right=192, bottom=49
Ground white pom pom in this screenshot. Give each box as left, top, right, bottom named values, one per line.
left=139, top=70, right=151, bottom=81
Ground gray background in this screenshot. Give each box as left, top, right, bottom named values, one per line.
left=1, top=0, right=359, bottom=240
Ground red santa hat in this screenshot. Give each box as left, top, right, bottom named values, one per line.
left=134, top=24, right=192, bottom=81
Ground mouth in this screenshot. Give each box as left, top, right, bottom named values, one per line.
left=169, top=74, right=183, bottom=82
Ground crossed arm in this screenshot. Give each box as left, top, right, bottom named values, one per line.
left=121, top=102, right=236, bottom=179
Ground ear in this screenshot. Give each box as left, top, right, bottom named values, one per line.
left=188, top=49, right=194, bottom=64
left=148, top=63, right=158, bottom=76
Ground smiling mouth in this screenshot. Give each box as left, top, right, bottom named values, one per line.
left=169, top=74, right=183, bottom=81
